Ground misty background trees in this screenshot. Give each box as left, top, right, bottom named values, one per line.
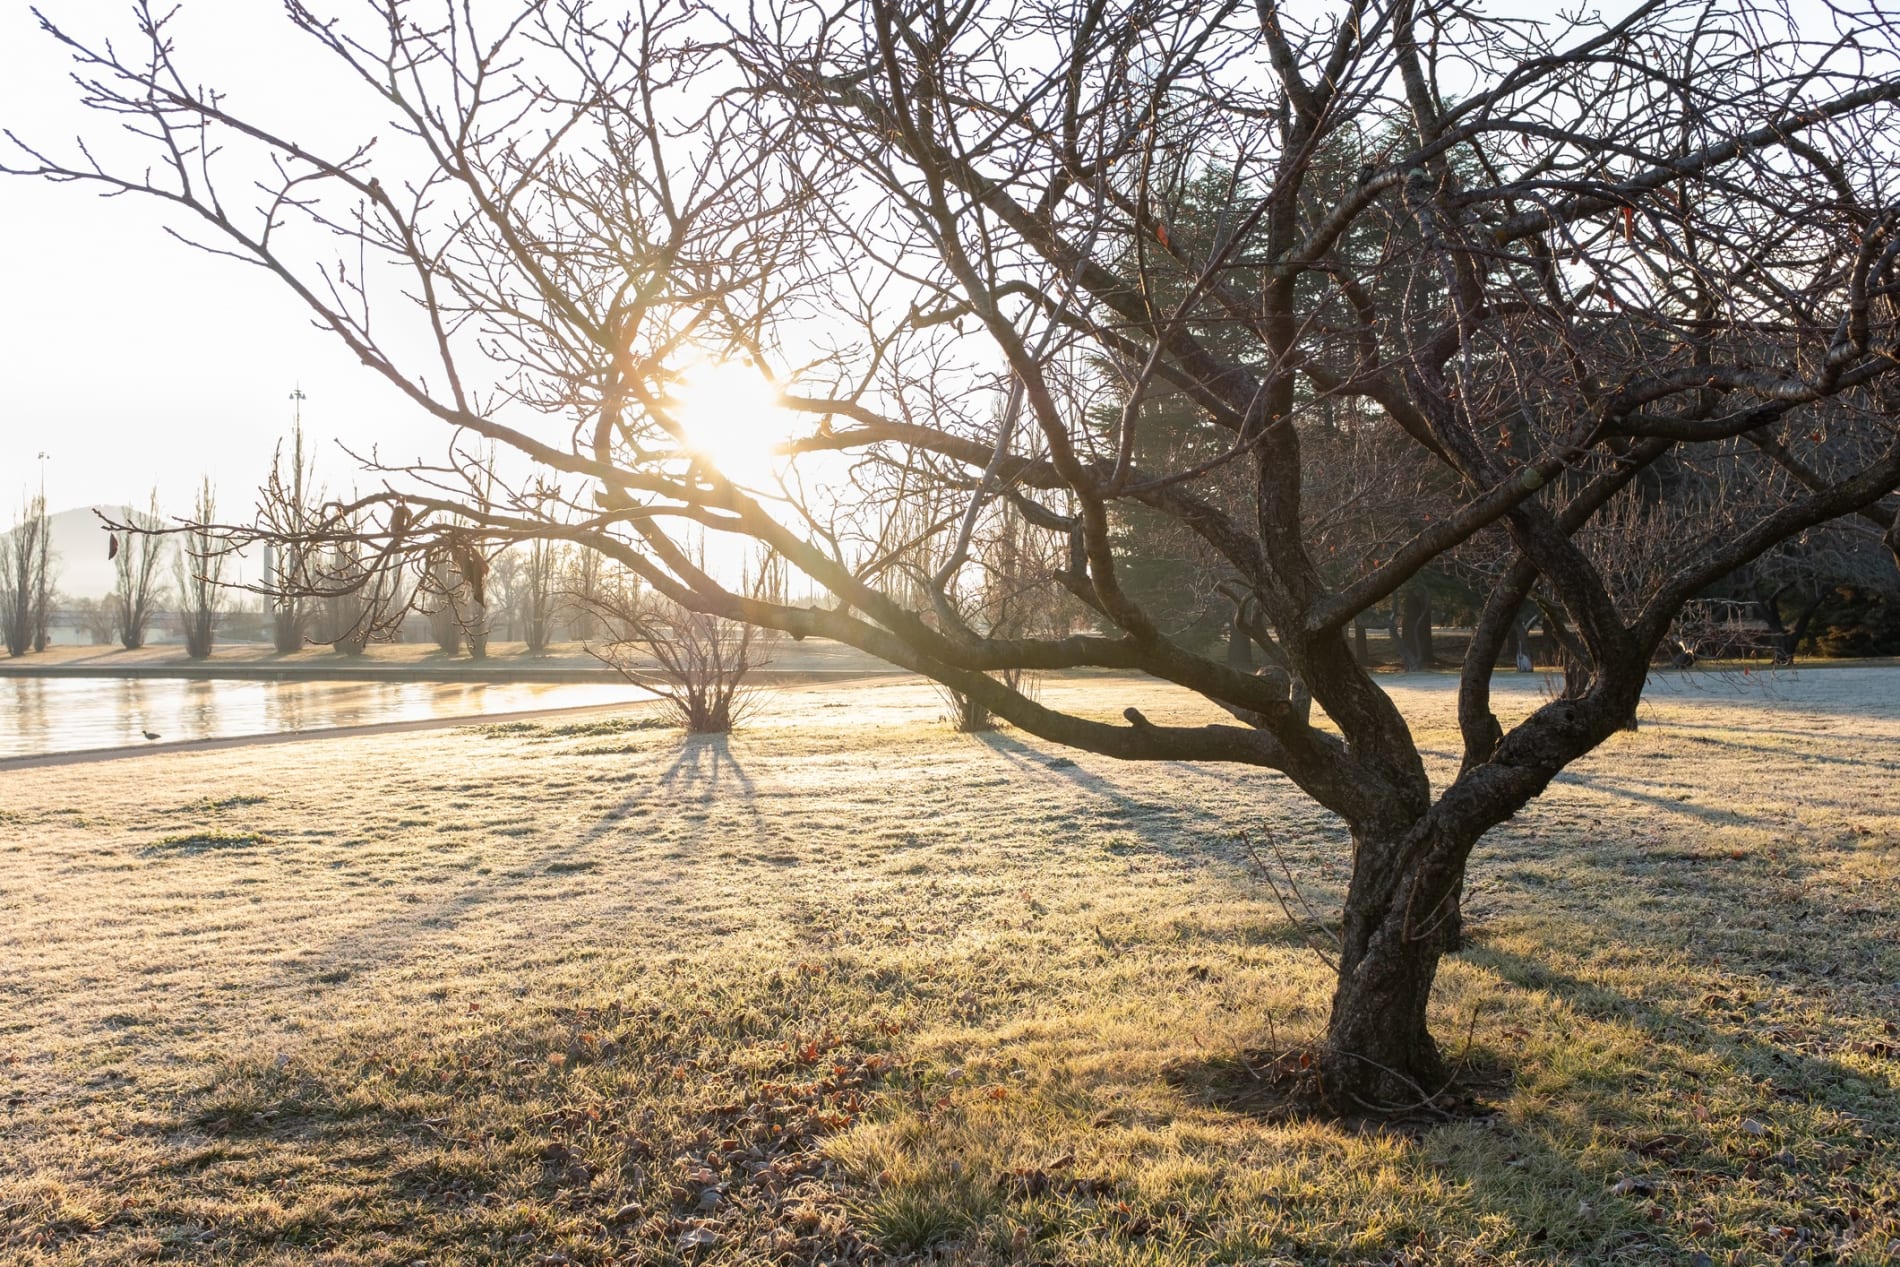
left=176, top=479, right=223, bottom=659
left=1, top=493, right=55, bottom=657
left=110, top=493, right=167, bottom=652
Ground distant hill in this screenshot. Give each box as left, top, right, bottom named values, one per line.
left=45, top=506, right=133, bottom=600
left=3, top=505, right=191, bottom=601
left=10, top=505, right=254, bottom=601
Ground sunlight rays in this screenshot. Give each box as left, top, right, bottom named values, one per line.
left=662, top=359, right=796, bottom=490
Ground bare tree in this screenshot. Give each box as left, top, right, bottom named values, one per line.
left=422, top=541, right=488, bottom=658
left=313, top=503, right=381, bottom=654
left=890, top=490, right=1067, bottom=731
left=519, top=537, right=563, bottom=654
left=32, top=492, right=53, bottom=652
left=560, top=546, right=615, bottom=642
left=16, top=0, right=1900, bottom=1111
left=2, top=493, right=54, bottom=657
left=176, top=478, right=225, bottom=660
left=110, top=492, right=167, bottom=652
left=262, top=417, right=320, bottom=653
left=70, top=596, right=118, bottom=647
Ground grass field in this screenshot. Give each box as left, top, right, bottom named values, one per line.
left=2, top=669, right=1897, bottom=1265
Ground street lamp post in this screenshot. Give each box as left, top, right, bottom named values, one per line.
left=32, top=452, right=50, bottom=651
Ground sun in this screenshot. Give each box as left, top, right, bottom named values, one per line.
left=663, top=360, right=796, bottom=489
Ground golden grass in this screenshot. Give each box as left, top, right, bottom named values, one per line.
left=1, top=670, right=1897, bottom=1264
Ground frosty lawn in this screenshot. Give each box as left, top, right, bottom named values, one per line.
left=2, top=670, right=1896, bottom=1264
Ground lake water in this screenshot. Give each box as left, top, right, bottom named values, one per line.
left=0, top=677, right=651, bottom=760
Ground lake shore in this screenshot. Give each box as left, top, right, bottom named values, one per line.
left=9, top=638, right=1893, bottom=685
left=0, top=637, right=903, bottom=684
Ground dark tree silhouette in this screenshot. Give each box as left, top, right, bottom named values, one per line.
left=12, top=0, right=1900, bottom=1109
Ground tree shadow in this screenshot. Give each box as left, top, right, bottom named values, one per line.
left=565, top=731, right=762, bottom=846
left=1641, top=666, right=1900, bottom=722
left=971, top=730, right=1169, bottom=821
left=656, top=732, right=758, bottom=805
left=259, top=733, right=767, bottom=1004
left=969, top=729, right=1344, bottom=863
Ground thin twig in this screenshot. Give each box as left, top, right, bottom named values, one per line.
left=1338, top=1000, right=1490, bottom=1119
left=1238, top=828, right=1341, bottom=972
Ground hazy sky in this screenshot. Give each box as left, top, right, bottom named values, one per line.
left=0, top=0, right=1852, bottom=534
left=0, top=4, right=446, bottom=525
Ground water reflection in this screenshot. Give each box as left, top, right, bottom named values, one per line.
left=14, top=677, right=47, bottom=748
left=0, top=677, right=648, bottom=760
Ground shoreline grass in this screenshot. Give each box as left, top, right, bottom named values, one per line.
left=2, top=671, right=1897, bottom=1264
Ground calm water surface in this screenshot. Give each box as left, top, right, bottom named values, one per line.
left=1, top=677, right=650, bottom=760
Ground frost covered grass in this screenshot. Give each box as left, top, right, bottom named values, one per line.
left=1, top=669, right=1897, bottom=1264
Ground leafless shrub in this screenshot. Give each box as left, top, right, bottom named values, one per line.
left=591, top=599, right=778, bottom=734
left=587, top=550, right=782, bottom=734
left=261, top=421, right=320, bottom=654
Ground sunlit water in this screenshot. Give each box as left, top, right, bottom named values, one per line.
left=1, top=677, right=651, bottom=760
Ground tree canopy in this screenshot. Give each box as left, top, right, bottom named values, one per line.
left=11, top=0, right=1900, bottom=1108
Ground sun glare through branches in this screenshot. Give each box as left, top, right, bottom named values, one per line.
left=662, top=359, right=796, bottom=490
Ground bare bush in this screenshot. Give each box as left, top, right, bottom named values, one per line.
left=587, top=552, right=782, bottom=733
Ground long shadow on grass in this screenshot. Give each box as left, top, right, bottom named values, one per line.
left=1549, top=772, right=1809, bottom=829
left=972, top=731, right=1170, bottom=820
left=972, top=731, right=1344, bottom=863
left=1642, top=666, right=1900, bottom=723
left=572, top=732, right=762, bottom=846
left=1643, top=726, right=1900, bottom=775
left=656, top=733, right=758, bottom=808
left=262, top=743, right=765, bottom=997
left=1461, top=942, right=1896, bottom=1258
left=1483, top=794, right=1899, bottom=1004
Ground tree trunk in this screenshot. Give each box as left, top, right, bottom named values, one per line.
left=1513, top=623, right=1534, bottom=672
left=272, top=608, right=302, bottom=654
left=1757, top=587, right=1826, bottom=665
left=1320, top=824, right=1467, bottom=1110
left=431, top=606, right=463, bottom=655
left=1410, top=596, right=1436, bottom=669
left=1395, top=592, right=1432, bottom=672
left=1225, top=618, right=1255, bottom=672
left=1388, top=616, right=1411, bottom=671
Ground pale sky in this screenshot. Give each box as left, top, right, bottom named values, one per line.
left=0, top=0, right=1857, bottom=535
left=0, top=4, right=446, bottom=525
